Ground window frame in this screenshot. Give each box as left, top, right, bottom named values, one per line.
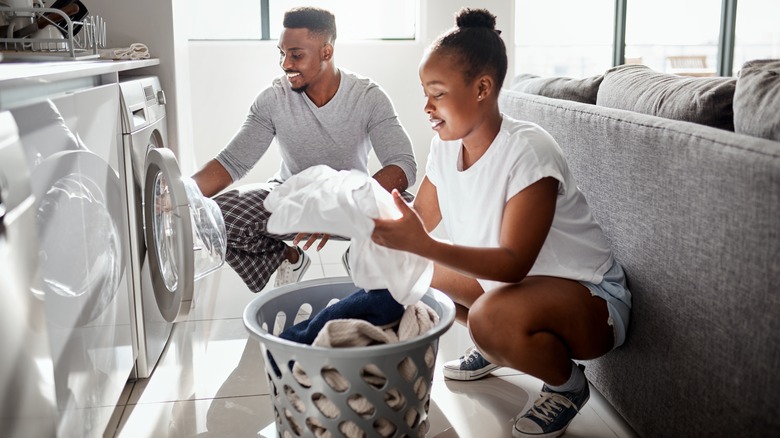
left=610, top=0, right=738, bottom=76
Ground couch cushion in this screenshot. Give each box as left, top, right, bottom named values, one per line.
left=733, top=59, right=780, bottom=142
left=510, top=73, right=603, bottom=104
left=596, top=64, right=736, bottom=130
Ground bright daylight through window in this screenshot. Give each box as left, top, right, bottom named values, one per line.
left=514, top=0, right=780, bottom=78
left=188, top=0, right=416, bottom=41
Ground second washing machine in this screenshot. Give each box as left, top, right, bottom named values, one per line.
left=11, top=84, right=135, bottom=438
left=118, top=76, right=226, bottom=379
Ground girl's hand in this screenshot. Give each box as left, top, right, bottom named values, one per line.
left=371, top=189, right=430, bottom=253
left=293, top=232, right=331, bottom=251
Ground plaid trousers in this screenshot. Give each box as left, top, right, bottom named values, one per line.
left=214, top=182, right=297, bottom=292
left=215, top=181, right=415, bottom=293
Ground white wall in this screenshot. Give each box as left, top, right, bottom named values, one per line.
left=187, top=0, right=514, bottom=191
left=90, top=0, right=197, bottom=174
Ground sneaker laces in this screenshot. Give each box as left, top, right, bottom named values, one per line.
left=526, top=392, right=579, bottom=425
left=461, top=347, right=483, bottom=364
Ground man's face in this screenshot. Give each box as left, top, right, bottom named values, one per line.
left=278, top=27, right=330, bottom=93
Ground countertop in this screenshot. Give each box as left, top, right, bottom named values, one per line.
left=0, top=58, right=160, bottom=110
left=0, top=58, right=159, bottom=84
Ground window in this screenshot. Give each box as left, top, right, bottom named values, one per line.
left=188, top=0, right=263, bottom=40
left=514, top=0, right=780, bottom=78
left=733, top=0, right=780, bottom=74
left=268, top=1, right=416, bottom=41
left=514, top=0, right=615, bottom=77
left=187, top=0, right=416, bottom=41
left=625, top=0, right=721, bottom=76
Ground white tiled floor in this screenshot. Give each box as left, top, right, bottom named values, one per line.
left=108, top=241, right=638, bottom=437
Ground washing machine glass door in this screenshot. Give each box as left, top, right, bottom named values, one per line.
left=144, top=147, right=194, bottom=322
left=33, top=148, right=126, bottom=327
left=143, top=148, right=226, bottom=323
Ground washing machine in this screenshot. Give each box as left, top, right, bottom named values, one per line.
left=0, top=111, right=58, bottom=438
left=118, top=76, right=226, bottom=379
left=10, top=84, right=135, bottom=438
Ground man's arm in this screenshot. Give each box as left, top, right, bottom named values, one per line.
left=372, top=164, right=408, bottom=193
left=193, top=86, right=278, bottom=198
left=192, top=159, right=234, bottom=198
left=365, top=85, right=418, bottom=190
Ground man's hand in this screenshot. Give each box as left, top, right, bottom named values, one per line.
left=293, top=232, right=331, bottom=251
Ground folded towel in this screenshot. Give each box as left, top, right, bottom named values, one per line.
left=279, top=288, right=404, bottom=345
left=99, top=42, right=150, bottom=60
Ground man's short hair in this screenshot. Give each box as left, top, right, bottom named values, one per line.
left=283, top=7, right=337, bottom=42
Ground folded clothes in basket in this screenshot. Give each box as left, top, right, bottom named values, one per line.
left=287, top=300, right=439, bottom=438
left=279, top=288, right=404, bottom=345
left=99, top=42, right=150, bottom=60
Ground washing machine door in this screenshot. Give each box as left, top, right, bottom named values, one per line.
left=32, top=149, right=126, bottom=327
left=144, top=147, right=227, bottom=323
left=144, top=147, right=195, bottom=322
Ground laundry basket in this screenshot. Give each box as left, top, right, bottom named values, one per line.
left=243, top=277, right=456, bottom=438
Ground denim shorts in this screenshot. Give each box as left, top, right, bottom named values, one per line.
left=580, top=259, right=632, bottom=349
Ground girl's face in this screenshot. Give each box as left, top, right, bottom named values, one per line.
left=419, top=51, right=482, bottom=142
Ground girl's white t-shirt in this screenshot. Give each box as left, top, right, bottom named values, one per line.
left=426, top=115, right=613, bottom=292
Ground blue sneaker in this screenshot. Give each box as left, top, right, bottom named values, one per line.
left=443, top=347, right=500, bottom=380
left=512, top=366, right=590, bottom=438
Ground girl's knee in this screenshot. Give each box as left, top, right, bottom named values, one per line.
left=466, top=293, right=492, bottom=336
left=467, top=292, right=514, bottom=353
left=468, top=289, right=538, bottom=357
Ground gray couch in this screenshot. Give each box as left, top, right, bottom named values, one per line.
left=499, top=62, right=780, bottom=437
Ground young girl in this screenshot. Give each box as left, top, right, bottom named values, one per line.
left=371, top=8, right=631, bottom=438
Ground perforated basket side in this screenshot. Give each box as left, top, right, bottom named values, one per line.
left=243, top=277, right=456, bottom=438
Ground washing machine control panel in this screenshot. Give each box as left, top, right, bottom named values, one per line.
left=119, top=76, right=166, bottom=133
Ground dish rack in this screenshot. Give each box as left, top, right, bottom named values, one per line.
left=0, top=5, right=105, bottom=60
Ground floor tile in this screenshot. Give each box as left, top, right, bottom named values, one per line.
left=587, top=382, right=639, bottom=437
left=115, top=395, right=276, bottom=438
left=322, top=262, right=349, bottom=278
left=313, top=240, right=350, bottom=264
left=187, top=267, right=256, bottom=321
left=128, top=319, right=269, bottom=405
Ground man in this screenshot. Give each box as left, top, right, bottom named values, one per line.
left=192, top=7, right=417, bottom=292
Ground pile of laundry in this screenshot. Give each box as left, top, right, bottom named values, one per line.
left=274, top=288, right=439, bottom=438
left=265, top=165, right=434, bottom=305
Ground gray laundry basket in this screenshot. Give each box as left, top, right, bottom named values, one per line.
left=243, top=277, right=456, bottom=438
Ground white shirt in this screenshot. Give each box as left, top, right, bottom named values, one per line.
left=265, top=165, right=433, bottom=305
left=426, top=115, right=613, bottom=292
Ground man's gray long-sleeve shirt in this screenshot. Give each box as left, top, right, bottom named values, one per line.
left=216, top=69, right=417, bottom=186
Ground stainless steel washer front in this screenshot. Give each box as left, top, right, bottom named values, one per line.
left=119, top=76, right=225, bottom=379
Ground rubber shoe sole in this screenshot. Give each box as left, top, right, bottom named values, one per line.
left=442, top=361, right=500, bottom=381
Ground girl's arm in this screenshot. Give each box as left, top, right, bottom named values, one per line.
left=411, top=176, right=442, bottom=232
left=372, top=177, right=558, bottom=283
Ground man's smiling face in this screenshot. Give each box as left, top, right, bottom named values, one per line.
left=278, top=27, right=330, bottom=93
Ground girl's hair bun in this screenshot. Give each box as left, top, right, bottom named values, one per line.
left=455, top=8, right=497, bottom=30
